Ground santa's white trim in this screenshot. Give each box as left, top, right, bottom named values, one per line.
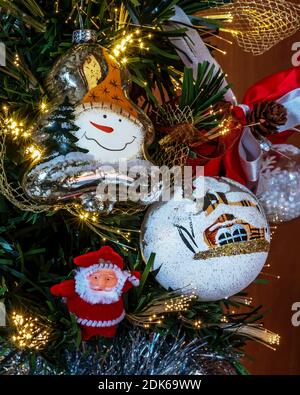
left=75, top=260, right=130, bottom=304
left=126, top=272, right=140, bottom=286
left=76, top=310, right=125, bottom=327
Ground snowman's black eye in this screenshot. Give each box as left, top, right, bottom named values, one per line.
left=103, top=114, right=107, bottom=119
left=119, top=119, right=122, bottom=122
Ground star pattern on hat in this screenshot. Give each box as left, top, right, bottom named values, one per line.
left=101, top=86, right=110, bottom=95
left=111, top=94, right=122, bottom=102
left=89, top=92, right=98, bottom=101
left=111, top=63, right=119, bottom=72
left=109, top=79, right=119, bottom=88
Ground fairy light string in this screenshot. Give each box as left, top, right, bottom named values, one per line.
left=110, top=28, right=153, bottom=65
left=127, top=293, right=198, bottom=328
left=11, top=312, right=52, bottom=350
left=0, top=107, right=43, bottom=160
left=127, top=289, right=280, bottom=350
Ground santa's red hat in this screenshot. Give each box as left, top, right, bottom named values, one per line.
left=74, top=246, right=124, bottom=270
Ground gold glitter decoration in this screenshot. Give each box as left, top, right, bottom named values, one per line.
left=193, top=239, right=270, bottom=260
left=197, top=0, right=300, bottom=55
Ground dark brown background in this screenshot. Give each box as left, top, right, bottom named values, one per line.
left=213, top=4, right=300, bottom=375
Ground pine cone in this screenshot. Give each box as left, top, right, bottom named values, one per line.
left=249, top=101, right=287, bottom=136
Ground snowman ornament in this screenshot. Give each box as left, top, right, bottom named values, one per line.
left=24, top=46, right=155, bottom=211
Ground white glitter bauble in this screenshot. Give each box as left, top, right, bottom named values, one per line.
left=141, top=177, right=270, bottom=302
left=257, top=144, right=300, bottom=223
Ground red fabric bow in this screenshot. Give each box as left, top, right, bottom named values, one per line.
left=203, top=66, right=300, bottom=184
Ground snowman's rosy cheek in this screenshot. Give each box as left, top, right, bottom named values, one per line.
left=89, top=121, right=114, bottom=133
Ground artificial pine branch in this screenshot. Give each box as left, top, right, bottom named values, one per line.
left=0, top=0, right=269, bottom=374
left=0, top=0, right=45, bottom=31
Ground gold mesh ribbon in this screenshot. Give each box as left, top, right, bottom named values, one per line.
left=151, top=105, right=193, bottom=168
left=152, top=141, right=190, bottom=168
left=197, top=0, right=300, bottom=55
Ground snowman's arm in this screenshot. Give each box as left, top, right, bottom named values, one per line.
left=50, top=279, right=76, bottom=298
left=122, top=271, right=141, bottom=293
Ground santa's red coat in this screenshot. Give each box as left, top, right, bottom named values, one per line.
left=51, top=273, right=140, bottom=340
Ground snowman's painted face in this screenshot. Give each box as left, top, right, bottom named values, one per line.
left=75, top=104, right=144, bottom=163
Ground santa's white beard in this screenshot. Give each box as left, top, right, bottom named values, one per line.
left=78, top=286, right=120, bottom=304
left=75, top=264, right=129, bottom=304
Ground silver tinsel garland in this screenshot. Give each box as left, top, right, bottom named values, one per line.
left=0, top=328, right=237, bottom=375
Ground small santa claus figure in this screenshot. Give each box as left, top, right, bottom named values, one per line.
left=50, top=246, right=140, bottom=340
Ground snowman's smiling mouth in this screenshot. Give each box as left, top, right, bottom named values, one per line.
left=83, top=132, right=136, bottom=151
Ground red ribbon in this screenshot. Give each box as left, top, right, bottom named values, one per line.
left=205, top=66, right=300, bottom=184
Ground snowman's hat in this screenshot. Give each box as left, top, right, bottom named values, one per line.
left=82, top=47, right=137, bottom=118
